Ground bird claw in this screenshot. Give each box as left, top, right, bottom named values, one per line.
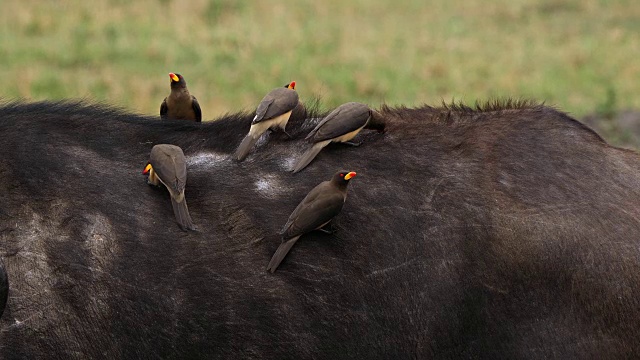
left=268, top=128, right=292, bottom=139
left=317, top=224, right=337, bottom=234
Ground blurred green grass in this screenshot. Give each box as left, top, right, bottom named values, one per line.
left=0, top=0, right=639, bottom=125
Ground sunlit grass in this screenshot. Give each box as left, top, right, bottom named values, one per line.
left=0, top=0, right=638, bottom=120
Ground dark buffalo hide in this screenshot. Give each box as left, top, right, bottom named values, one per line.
left=0, top=99, right=639, bottom=359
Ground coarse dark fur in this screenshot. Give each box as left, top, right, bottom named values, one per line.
left=0, top=98, right=639, bottom=358
left=0, top=259, right=7, bottom=320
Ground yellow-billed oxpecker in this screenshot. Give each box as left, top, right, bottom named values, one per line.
left=234, top=81, right=299, bottom=161
left=292, top=102, right=384, bottom=173
left=160, top=73, right=202, bottom=122
left=143, top=144, right=196, bottom=231
left=266, top=170, right=357, bottom=273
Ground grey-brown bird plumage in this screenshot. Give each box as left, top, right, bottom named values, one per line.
left=293, top=102, right=378, bottom=173
left=234, top=81, right=299, bottom=161
left=143, top=144, right=195, bottom=231
left=266, top=170, right=357, bottom=272
left=160, top=73, right=202, bottom=122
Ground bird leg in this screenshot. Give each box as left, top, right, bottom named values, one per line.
left=268, top=128, right=293, bottom=139
left=317, top=222, right=337, bottom=234
left=340, top=141, right=362, bottom=147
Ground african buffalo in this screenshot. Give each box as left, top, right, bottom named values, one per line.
left=0, top=99, right=639, bottom=358
left=0, top=259, right=7, bottom=320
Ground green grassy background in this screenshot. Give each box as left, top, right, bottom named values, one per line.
left=1, top=0, right=639, bottom=142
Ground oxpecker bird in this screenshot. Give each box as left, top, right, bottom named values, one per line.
left=266, top=170, right=356, bottom=273
left=292, top=102, right=385, bottom=173
left=160, top=73, right=202, bottom=122
left=143, top=144, right=196, bottom=231
left=234, top=81, right=299, bottom=161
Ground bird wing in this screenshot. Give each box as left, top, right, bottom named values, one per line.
left=253, top=98, right=274, bottom=123
left=150, top=145, right=187, bottom=194
left=281, top=183, right=345, bottom=239
left=160, top=98, right=169, bottom=119
left=305, top=107, right=344, bottom=140
left=253, top=88, right=299, bottom=123
left=191, top=96, right=202, bottom=122
left=309, top=103, right=370, bottom=142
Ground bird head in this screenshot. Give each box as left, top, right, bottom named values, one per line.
left=334, top=171, right=357, bottom=184
left=142, top=163, right=153, bottom=175
left=169, top=73, right=186, bottom=88
left=366, top=110, right=387, bottom=133
left=285, top=81, right=296, bottom=90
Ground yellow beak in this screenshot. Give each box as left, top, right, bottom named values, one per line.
left=344, top=171, right=356, bottom=180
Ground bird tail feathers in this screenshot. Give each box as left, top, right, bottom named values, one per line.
left=266, top=236, right=301, bottom=273
left=171, top=196, right=195, bottom=231
left=292, top=141, right=330, bottom=173
left=234, top=134, right=259, bottom=162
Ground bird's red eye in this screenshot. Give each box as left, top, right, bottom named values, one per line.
left=340, top=173, right=344, bottom=177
